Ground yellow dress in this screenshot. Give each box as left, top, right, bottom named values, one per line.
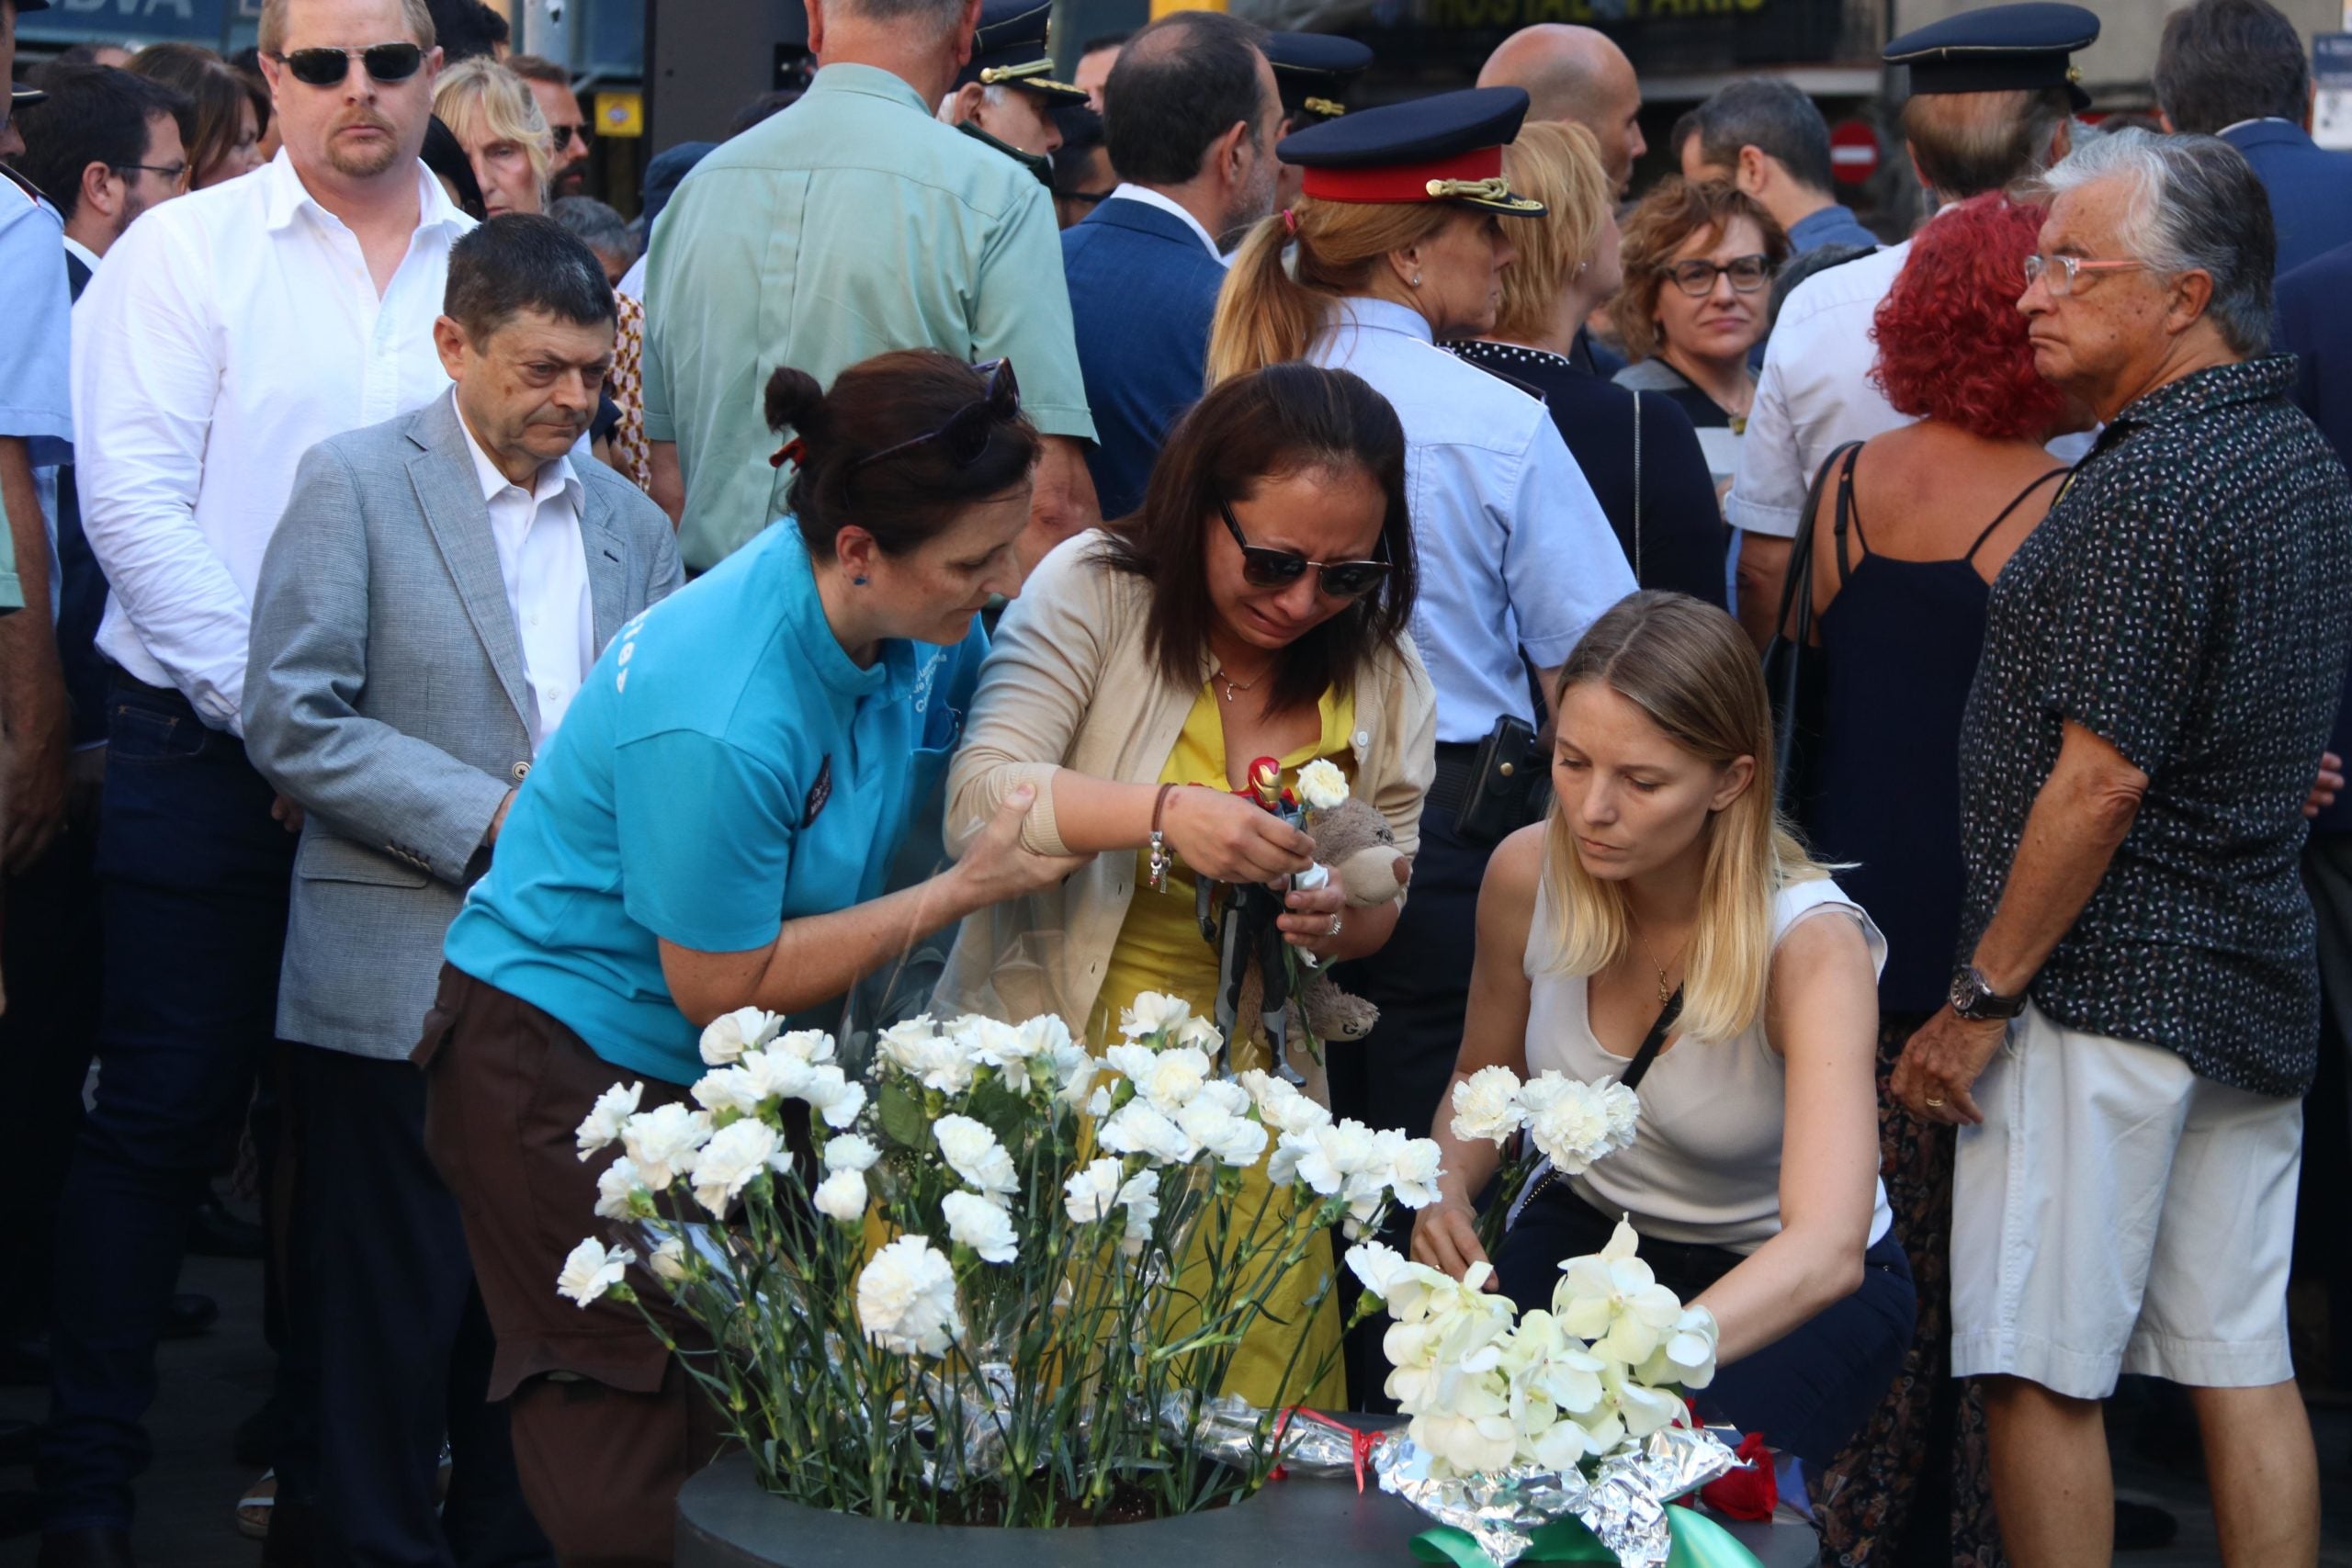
left=1094, top=680, right=1356, bottom=1412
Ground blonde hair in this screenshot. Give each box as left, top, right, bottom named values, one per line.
left=259, top=0, right=435, bottom=54
left=1490, top=121, right=1614, bottom=344
left=1609, top=176, right=1790, bottom=363
left=434, top=59, right=553, bottom=197
left=1540, top=592, right=1829, bottom=1044
left=1206, top=197, right=1457, bottom=385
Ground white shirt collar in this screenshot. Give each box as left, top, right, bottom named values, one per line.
left=451, top=389, right=581, bottom=511
left=1107, top=182, right=1225, bottom=263
left=62, top=233, right=103, bottom=276
left=1329, top=294, right=1436, bottom=345
left=259, top=147, right=471, bottom=237
left=2217, top=117, right=2299, bottom=137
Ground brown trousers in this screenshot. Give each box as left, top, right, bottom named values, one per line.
left=414, top=964, right=727, bottom=1565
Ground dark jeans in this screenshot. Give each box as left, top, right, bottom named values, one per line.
left=0, top=803, right=104, bottom=1346
left=40, top=678, right=302, bottom=1531
left=1329, top=811, right=1498, bottom=1408
left=1498, top=1189, right=1916, bottom=1470
left=292, top=1044, right=551, bottom=1568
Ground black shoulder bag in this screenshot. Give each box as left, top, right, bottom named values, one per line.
left=1513, top=986, right=1682, bottom=1223
left=1759, top=441, right=1863, bottom=822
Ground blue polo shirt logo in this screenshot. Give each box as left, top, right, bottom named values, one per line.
left=803, top=754, right=834, bottom=829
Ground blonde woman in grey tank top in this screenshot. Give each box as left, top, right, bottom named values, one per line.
left=1408, top=592, right=1914, bottom=1472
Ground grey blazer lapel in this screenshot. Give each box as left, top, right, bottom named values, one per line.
left=408, top=397, right=534, bottom=735
left=581, top=480, right=629, bottom=652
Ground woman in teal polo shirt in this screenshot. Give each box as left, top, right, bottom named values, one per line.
left=415, top=349, right=1080, bottom=1561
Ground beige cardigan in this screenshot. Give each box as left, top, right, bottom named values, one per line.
left=938, top=530, right=1438, bottom=1039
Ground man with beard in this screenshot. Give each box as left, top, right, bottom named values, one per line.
left=507, top=53, right=588, bottom=198
left=1060, top=12, right=1281, bottom=519
left=39, top=0, right=473, bottom=1561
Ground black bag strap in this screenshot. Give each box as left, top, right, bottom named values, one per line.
left=1763, top=440, right=1864, bottom=805
left=1616, top=985, right=1683, bottom=1093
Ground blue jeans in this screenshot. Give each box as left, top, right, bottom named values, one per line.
left=40, top=677, right=300, bottom=1530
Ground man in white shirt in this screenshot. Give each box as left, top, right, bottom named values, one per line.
left=243, top=213, right=680, bottom=1568
left=40, top=0, right=470, bottom=1559
left=1724, top=3, right=2094, bottom=648
left=1061, top=12, right=1281, bottom=518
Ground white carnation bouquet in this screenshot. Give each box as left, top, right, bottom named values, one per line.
left=562, top=993, right=1445, bottom=1525
left=1450, top=1064, right=1639, bottom=1258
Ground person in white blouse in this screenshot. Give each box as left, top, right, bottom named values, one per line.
left=41, top=0, right=470, bottom=1557
left=1414, top=592, right=1911, bottom=1481
left=1724, top=4, right=2093, bottom=649
left=243, top=213, right=681, bottom=1568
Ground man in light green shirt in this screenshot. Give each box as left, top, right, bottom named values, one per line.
left=641, top=0, right=1100, bottom=575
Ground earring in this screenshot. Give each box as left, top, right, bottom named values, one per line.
left=1410, top=272, right=1423, bottom=288
left=854, top=575, right=869, bottom=586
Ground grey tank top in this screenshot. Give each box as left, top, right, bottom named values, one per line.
left=1522, top=860, right=1895, bottom=1256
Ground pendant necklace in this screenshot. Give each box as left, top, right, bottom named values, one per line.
left=1215, top=665, right=1267, bottom=705
left=1631, top=922, right=1682, bottom=1006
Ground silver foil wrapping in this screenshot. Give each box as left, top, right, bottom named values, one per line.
left=1372, top=1424, right=1742, bottom=1568
left=1162, top=1393, right=1391, bottom=1481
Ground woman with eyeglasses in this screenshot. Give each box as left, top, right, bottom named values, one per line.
left=421, top=350, right=1081, bottom=1558
left=1611, top=179, right=1792, bottom=488
left=941, top=363, right=1433, bottom=1406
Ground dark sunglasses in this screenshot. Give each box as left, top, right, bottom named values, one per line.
left=272, top=43, right=425, bottom=87
left=1664, top=254, right=1772, bottom=297
left=850, top=359, right=1022, bottom=473
left=1217, top=493, right=1391, bottom=601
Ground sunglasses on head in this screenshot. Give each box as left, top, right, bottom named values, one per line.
left=851, top=359, right=1022, bottom=474
left=272, top=42, right=425, bottom=87
left=1217, top=492, right=1392, bottom=601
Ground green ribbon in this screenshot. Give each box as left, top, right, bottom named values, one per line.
left=1409, top=1505, right=1765, bottom=1568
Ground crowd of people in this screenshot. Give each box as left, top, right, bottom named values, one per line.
left=3, top=0, right=2352, bottom=1563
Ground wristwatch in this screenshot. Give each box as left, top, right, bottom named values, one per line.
left=1950, top=964, right=2028, bottom=1022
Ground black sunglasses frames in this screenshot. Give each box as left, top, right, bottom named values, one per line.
left=850, top=359, right=1022, bottom=474
left=273, top=43, right=426, bottom=88
left=1216, top=494, right=1391, bottom=602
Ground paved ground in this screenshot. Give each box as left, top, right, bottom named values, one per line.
left=7, top=1254, right=2352, bottom=1566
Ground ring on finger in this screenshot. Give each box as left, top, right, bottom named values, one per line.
left=1327, top=914, right=1344, bottom=938
left=1924, top=1094, right=1946, bottom=1108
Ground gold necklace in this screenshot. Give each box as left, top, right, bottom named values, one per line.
left=1215, top=664, right=1268, bottom=704
left=1630, top=921, right=1684, bottom=1006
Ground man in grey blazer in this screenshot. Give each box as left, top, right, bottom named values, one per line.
left=244, top=216, right=682, bottom=1566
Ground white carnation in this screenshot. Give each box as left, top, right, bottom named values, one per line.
left=619, top=1103, right=713, bottom=1190
left=555, top=1236, right=635, bottom=1307
left=1240, top=1069, right=1331, bottom=1137
left=933, top=1114, right=1018, bottom=1200
left=1520, top=1073, right=1637, bottom=1177
left=594, top=1155, right=649, bottom=1221
left=822, top=1133, right=882, bottom=1174
left=735, top=1046, right=817, bottom=1105
left=878, top=1016, right=976, bottom=1094
left=1096, top=1100, right=1195, bottom=1165
left=1449, top=1065, right=1527, bottom=1147
left=1115, top=1168, right=1160, bottom=1255
left=798, top=1064, right=867, bottom=1130
left=1179, top=1097, right=1270, bottom=1168
left=855, top=1235, right=963, bottom=1357
left=1063, top=1156, right=1124, bottom=1224
left=773, top=1028, right=836, bottom=1064
left=1296, top=758, right=1350, bottom=811
left=1171, top=1014, right=1226, bottom=1057
left=1385, top=1136, right=1445, bottom=1210
left=1294, top=1117, right=1379, bottom=1195
left=690, top=1066, right=761, bottom=1119
left=1118, top=991, right=1193, bottom=1040
left=648, top=1235, right=689, bottom=1285
left=699, top=1006, right=780, bottom=1066
left=812, top=1168, right=868, bottom=1225
left=942, top=1190, right=1020, bottom=1264
left=575, top=1080, right=644, bottom=1159
left=687, top=1118, right=780, bottom=1217
left=1110, top=1043, right=1213, bottom=1111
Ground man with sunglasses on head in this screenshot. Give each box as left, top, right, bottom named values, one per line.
left=41, top=1, right=473, bottom=1562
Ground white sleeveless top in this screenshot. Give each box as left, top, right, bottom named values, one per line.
left=1523, top=867, right=1895, bottom=1256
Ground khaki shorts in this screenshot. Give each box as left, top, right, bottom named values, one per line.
left=1950, top=1003, right=2301, bottom=1400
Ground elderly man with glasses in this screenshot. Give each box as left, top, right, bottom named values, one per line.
left=1894, top=130, right=2352, bottom=1568
left=35, top=0, right=491, bottom=1561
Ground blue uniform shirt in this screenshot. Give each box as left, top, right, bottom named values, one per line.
left=1308, top=296, right=1634, bottom=742
left=444, top=524, right=986, bottom=1084
left=0, top=173, right=73, bottom=613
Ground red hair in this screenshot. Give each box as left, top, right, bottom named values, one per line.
left=1869, top=193, right=2065, bottom=442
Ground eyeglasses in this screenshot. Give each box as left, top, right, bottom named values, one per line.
left=1217, top=493, right=1392, bottom=601
left=271, top=43, right=425, bottom=88
left=1663, top=254, right=1772, bottom=297
left=850, top=359, right=1023, bottom=473
left=549, top=123, right=592, bottom=155
left=120, top=162, right=189, bottom=186
left=2022, top=253, right=2146, bottom=297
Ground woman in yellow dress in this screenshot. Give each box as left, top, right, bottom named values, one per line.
left=942, top=364, right=1435, bottom=1406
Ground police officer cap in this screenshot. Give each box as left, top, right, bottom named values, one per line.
left=1265, top=33, right=1374, bottom=128
left=1278, top=85, right=1544, bottom=215
left=957, top=0, right=1088, bottom=104
left=1883, top=2, right=2100, bottom=110
left=10, top=0, right=50, bottom=103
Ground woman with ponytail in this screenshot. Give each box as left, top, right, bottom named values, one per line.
left=422, top=351, right=1084, bottom=1551
left=1412, top=592, right=1912, bottom=1478
left=1207, top=88, right=1636, bottom=1212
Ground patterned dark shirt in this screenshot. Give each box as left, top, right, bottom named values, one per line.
left=1959, top=355, right=2352, bottom=1097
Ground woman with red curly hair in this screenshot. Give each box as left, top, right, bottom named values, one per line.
left=1798, top=191, right=2086, bottom=1566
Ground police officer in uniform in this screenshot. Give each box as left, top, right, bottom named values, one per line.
left=941, top=0, right=1090, bottom=186
left=1207, top=88, right=1635, bottom=1402
left=1261, top=32, right=1374, bottom=211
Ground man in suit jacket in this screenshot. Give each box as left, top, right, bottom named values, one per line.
left=2156, top=0, right=2352, bottom=276
left=243, top=216, right=682, bottom=1566
left=1062, top=13, right=1283, bottom=519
